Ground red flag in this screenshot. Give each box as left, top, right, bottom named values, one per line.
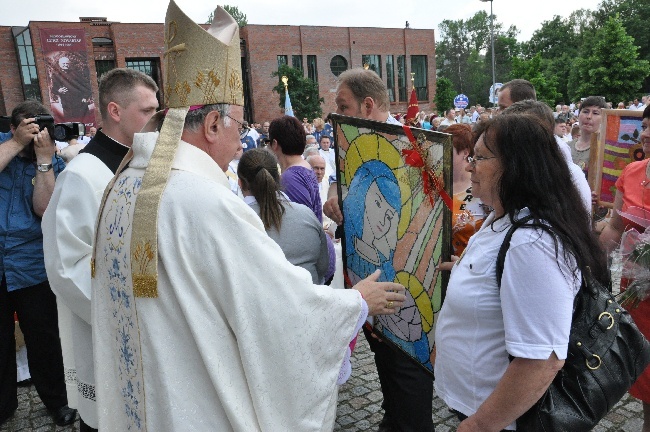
left=405, top=87, right=419, bottom=125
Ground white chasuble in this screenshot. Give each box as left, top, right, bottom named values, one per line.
left=92, top=133, right=365, bottom=431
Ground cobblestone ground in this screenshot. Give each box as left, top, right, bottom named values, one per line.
left=0, top=337, right=644, bottom=431
left=334, top=337, right=645, bottom=432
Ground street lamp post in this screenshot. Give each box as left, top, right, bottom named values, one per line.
left=480, top=0, right=496, bottom=107
left=457, top=53, right=463, bottom=93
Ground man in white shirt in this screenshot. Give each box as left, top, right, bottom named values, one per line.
left=439, top=108, right=457, bottom=126
left=319, top=135, right=335, bottom=171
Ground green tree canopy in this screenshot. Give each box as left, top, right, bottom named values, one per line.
left=207, top=5, right=247, bottom=27
left=272, top=64, right=324, bottom=121
left=509, top=53, right=562, bottom=106
left=572, top=14, right=650, bottom=102
left=433, top=77, right=456, bottom=114
left=436, top=11, right=519, bottom=106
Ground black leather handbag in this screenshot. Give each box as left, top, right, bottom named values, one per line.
left=496, top=219, right=650, bottom=432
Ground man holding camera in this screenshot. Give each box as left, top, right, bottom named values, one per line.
left=0, top=100, right=75, bottom=427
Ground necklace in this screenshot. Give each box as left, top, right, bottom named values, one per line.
left=574, top=140, right=590, bottom=152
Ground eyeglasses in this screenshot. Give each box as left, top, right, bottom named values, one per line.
left=226, top=114, right=245, bottom=129
left=466, top=155, right=497, bottom=167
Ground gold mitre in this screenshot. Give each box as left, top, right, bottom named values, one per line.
left=124, top=2, right=244, bottom=299
left=164, top=1, right=244, bottom=108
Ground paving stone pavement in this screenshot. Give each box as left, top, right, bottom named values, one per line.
left=334, top=337, right=645, bottom=432
left=0, top=336, right=644, bottom=431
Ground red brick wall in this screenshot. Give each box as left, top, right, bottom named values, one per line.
left=0, top=21, right=435, bottom=125
left=242, top=25, right=436, bottom=123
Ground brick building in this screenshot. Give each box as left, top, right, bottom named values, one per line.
left=241, top=25, right=436, bottom=122
left=0, top=18, right=436, bottom=125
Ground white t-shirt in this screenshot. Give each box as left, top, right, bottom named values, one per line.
left=434, top=210, right=580, bottom=430
left=555, top=136, right=592, bottom=215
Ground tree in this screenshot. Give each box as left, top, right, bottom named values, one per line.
left=572, top=14, right=650, bottom=102
left=207, top=5, right=247, bottom=27
left=433, top=77, right=456, bottom=114
left=271, top=64, right=323, bottom=121
left=510, top=53, right=562, bottom=106
left=436, top=11, right=520, bottom=107
left=592, top=0, right=650, bottom=92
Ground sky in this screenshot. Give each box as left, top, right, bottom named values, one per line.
left=3, top=0, right=602, bottom=42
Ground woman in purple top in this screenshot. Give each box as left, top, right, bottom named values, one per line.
left=268, top=116, right=323, bottom=220
left=268, top=115, right=334, bottom=280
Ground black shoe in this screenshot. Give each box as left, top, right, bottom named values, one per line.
left=0, top=406, right=16, bottom=426
left=48, top=405, right=77, bottom=426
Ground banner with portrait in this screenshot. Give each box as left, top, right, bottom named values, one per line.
left=39, top=28, right=95, bottom=127
left=332, top=113, right=452, bottom=375
left=590, top=109, right=644, bottom=207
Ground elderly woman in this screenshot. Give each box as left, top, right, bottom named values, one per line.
left=434, top=114, right=607, bottom=431
left=600, top=105, right=650, bottom=432
left=238, top=148, right=329, bottom=284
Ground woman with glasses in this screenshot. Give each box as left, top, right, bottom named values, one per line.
left=434, top=114, right=607, bottom=431
left=600, top=105, right=650, bottom=432
left=439, top=125, right=488, bottom=272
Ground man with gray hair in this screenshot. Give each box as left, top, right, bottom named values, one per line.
left=89, top=5, right=404, bottom=431
left=42, top=67, right=158, bottom=432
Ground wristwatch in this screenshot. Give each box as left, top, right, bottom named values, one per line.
left=36, top=163, right=53, bottom=173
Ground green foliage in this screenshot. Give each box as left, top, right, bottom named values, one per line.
left=271, top=64, right=324, bottom=121
left=436, top=11, right=519, bottom=106
left=207, top=5, right=247, bottom=27
left=572, top=14, right=650, bottom=102
left=433, top=77, right=456, bottom=114
left=509, top=53, right=562, bottom=106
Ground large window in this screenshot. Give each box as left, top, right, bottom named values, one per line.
left=95, top=60, right=115, bottom=82
left=411, top=55, right=428, bottom=101
left=329, top=55, right=348, bottom=77
left=292, top=55, right=303, bottom=72
left=307, top=55, right=318, bottom=84
left=386, top=55, right=395, bottom=102
left=126, top=58, right=161, bottom=104
left=14, top=28, right=41, bottom=101
left=277, top=55, right=288, bottom=69
left=397, top=55, right=407, bottom=102
left=362, top=55, right=382, bottom=78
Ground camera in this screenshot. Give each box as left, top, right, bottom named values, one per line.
left=33, top=114, right=86, bottom=142
left=0, top=116, right=10, bottom=134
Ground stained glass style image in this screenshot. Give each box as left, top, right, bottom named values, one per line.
left=331, top=114, right=452, bottom=374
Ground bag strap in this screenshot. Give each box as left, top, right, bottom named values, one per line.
left=496, top=215, right=535, bottom=288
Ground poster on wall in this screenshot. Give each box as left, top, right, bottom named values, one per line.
left=39, top=28, right=95, bottom=127
left=332, top=113, right=452, bottom=375
left=589, top=109, right=644, bottom=207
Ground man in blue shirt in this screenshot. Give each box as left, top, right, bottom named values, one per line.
left=240, top=122, right=256, bottom=152
left=0, top=101, right=75, bottom=427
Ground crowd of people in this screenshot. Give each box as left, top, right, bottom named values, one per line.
left=2, top=3, right=650, bottom=432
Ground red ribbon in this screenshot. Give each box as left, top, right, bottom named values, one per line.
left=401, top=125, right=452, bottom=209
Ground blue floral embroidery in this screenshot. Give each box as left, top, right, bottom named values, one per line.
left=100, top=175, right=145, bottom=430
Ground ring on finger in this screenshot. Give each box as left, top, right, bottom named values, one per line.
left=386, top=300, right=394, bottom=309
